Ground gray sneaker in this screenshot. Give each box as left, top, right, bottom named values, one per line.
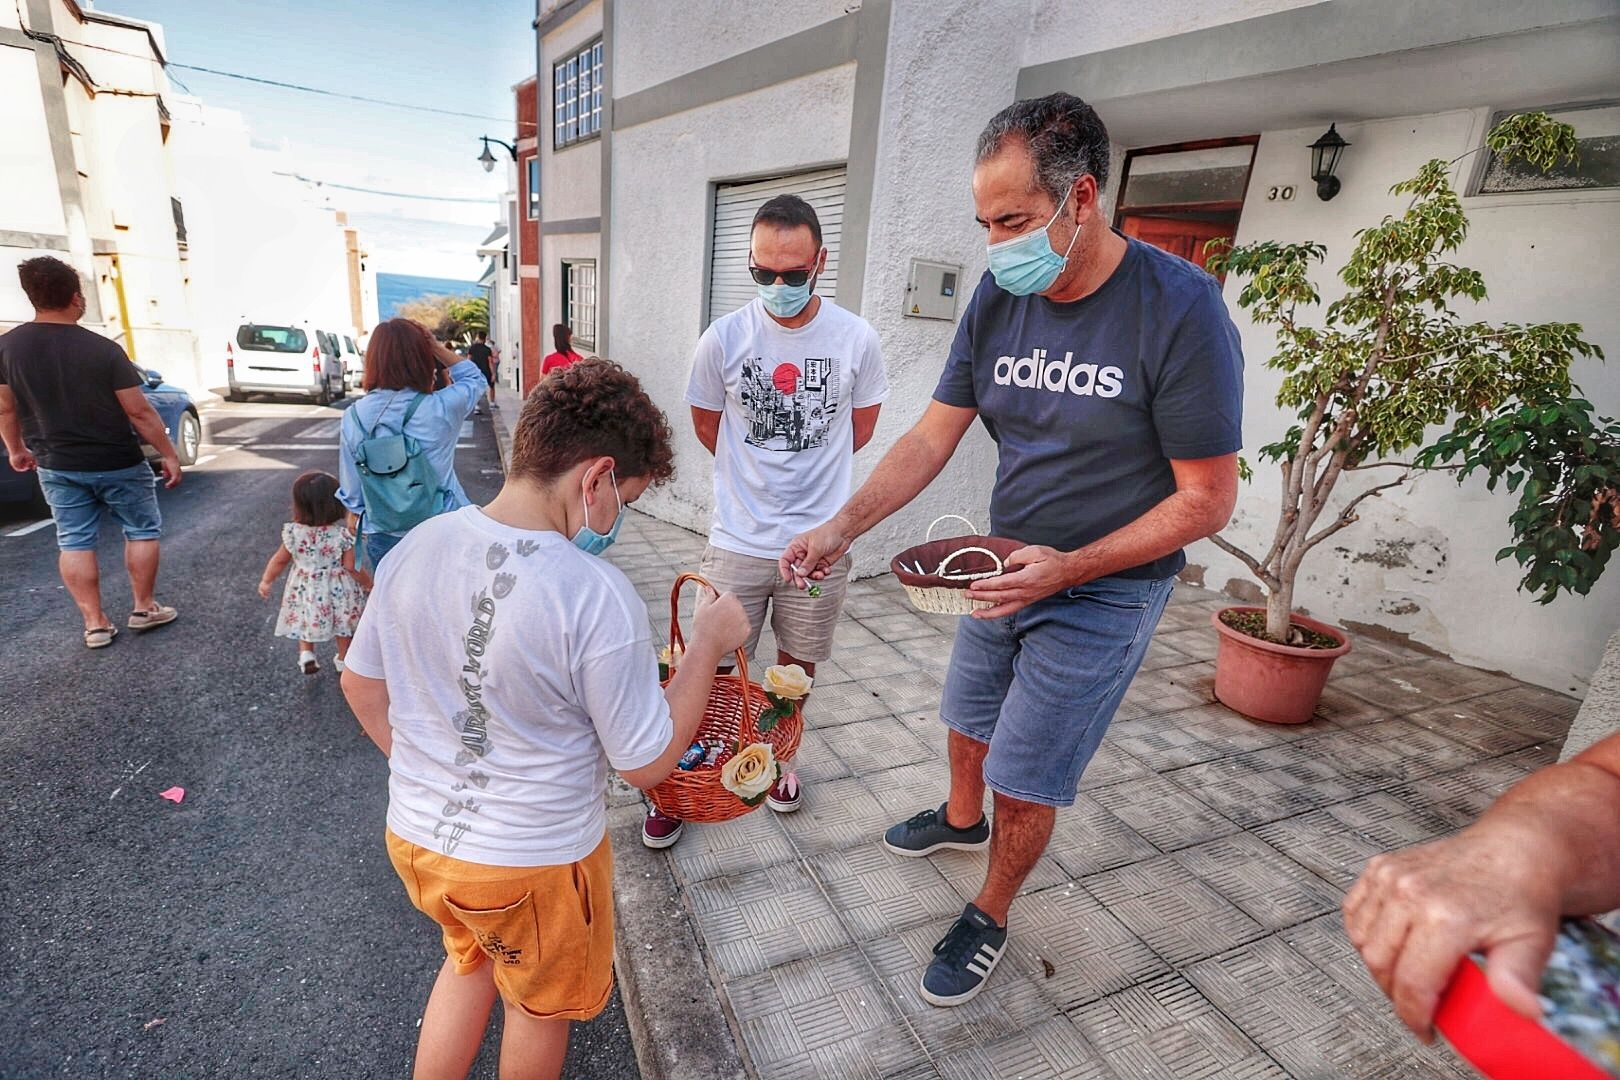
left=920, top=903, right=1007, bottom=1006
left=882, top=803, right=989, bottom=858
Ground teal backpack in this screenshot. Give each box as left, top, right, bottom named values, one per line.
left=347, top=393, right=447, bottom=534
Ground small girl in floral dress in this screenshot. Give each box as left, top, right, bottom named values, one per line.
left=259, top=470, right=370, bottom=674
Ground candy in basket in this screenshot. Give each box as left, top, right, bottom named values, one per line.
left=890, top=515, right=1023, bottom=616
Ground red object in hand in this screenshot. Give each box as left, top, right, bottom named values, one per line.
left=1434, top=959, right=1609, bottom=1080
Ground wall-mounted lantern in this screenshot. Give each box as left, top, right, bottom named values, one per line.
left=477, top=136, right=517, bottom=173
left=1308, top=124, right=1349, bottom=201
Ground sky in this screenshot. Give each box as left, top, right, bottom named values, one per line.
left=101, top=0, right=535, bottom=280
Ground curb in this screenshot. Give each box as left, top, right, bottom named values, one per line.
left=608, top=803, right=750, bottom=1080
left=490, top=385, right=520, bottom=474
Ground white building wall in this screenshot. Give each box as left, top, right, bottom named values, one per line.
left=0, top=40, right=70, bottom=325
left=612, top=0, right=853, bottom=98
left=540, top=7, right=603, bottom=225
left=1197, top=109, right=1620, bottom=695
left=1023, top=0, right=1324, bottom=63
left=608, top=62, right=856, bottom=535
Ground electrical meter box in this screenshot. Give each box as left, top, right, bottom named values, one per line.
left=904, top=258, right=962, bottom=321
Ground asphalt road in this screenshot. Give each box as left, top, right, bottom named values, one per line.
left=0, top=398, right=641, bottom=1079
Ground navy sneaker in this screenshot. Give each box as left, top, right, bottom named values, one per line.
left=920, top=903, right=1007, bottom=1007
left=882, top=803, right=990, bottom=857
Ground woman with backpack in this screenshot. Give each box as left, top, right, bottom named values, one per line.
left=337, top=318, right=487, bottom=569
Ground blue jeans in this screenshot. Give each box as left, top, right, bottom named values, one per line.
left=939, top=574, right=1175, bottom=807
left=364, top=530, right=405, bottom=570
left=37, top=463, right=162, bottom=551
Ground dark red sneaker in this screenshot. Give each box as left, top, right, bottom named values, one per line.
left=642, top=807, right=684, bottom=848
left=766, top=771, right=802, bottom=813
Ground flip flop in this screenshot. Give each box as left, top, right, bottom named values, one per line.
left=84, top=626, right=118, bottom=649
left=127, top=604, right=178, bottom=631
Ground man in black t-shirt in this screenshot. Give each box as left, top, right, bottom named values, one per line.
left=467, top=331, right=495, bottom=413
left=0, top=257, right=182, bottom=648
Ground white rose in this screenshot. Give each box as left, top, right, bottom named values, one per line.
left=762, top=664, right=813, bottom=701
left=720, top=743, right=777, bottom=801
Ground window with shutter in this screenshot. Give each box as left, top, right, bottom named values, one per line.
left=707, top=167, right=846, bottom=325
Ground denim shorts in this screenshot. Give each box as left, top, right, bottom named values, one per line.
left=939, top=574, right=1175, bottom=807
left=364, top=530, right=405, bottom=570
left=36, top=462, right=162, bottom=551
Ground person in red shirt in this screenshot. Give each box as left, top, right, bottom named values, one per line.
left=541, top=324, right=583, bottom=376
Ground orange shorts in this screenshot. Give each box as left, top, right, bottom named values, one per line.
left=386, top=830, right=615, bottom=1021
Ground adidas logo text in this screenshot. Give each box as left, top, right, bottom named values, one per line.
left=993, top=349, right=1123, bottom=397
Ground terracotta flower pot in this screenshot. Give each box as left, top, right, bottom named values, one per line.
left=1210, top=607, right=1353, bottom=725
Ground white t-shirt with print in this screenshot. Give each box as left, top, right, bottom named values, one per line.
left=344, top=505, right=672, bottom=867
left=685, top=297, right=888, bottom=560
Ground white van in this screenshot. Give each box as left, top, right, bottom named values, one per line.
left=226, top=321, right=346, bottom=404
left=339, top=332, right=364, bottom=390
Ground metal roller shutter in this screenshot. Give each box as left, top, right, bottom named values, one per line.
left=708, top=166, right=846, bottom=324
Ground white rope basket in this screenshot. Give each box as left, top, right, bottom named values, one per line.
left=896, top=516, right=1007, bottom=616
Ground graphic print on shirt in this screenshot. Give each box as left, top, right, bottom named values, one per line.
left=739, top=356, right=841, bottom=452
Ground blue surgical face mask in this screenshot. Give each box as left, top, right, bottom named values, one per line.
left=572, top=470, right=624, bottom=556
left=986, top=185, right=1080, bottom=296
left=757, top=277, right=815, bottom=319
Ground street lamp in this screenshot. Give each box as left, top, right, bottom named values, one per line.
left=478, top=136, right=517, bottom=173
left=1308, top=124, right=1349, bottom=201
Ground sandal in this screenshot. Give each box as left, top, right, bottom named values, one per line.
left=84, top=625, right=118, bottom=649
left=128, top=604, right=178, bottom=631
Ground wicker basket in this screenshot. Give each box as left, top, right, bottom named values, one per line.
left=646, top=573, right=804, bottom=823
left=890, top=515, right=1024, bottom=616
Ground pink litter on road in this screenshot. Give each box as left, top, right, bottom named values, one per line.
left=158, top=787, right=185, bottom=803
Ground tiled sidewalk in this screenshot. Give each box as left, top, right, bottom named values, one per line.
left=604, top=509, right=1580, bottom=1080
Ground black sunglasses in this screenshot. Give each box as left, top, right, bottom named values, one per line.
left=748, top=263, right=816, bottom=288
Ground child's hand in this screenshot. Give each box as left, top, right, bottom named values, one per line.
left=257, top=580, right=271, bottom=600
left=353, top=567, right=373, bottom=591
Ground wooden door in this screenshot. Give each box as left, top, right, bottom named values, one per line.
left=1120, top=214, right=1235, bottom=272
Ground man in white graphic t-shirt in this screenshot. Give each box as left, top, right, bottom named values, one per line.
left=643, top=194, right=888, bottom=848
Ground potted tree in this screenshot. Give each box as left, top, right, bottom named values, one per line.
left=1203, top=113, right=1604, bottom=725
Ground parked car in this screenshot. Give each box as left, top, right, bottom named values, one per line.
left=340, top=333, right=364, bottom=391
left=225, top=321, right=346, bottom=404
left=137, top=367, right=202, bottom=467
left=0, top=365, right=200, bottom=511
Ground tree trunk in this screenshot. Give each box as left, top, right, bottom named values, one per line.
left=1266, top=582, right=1295, bottom=642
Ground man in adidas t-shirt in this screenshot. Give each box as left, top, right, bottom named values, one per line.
left=784, top=93, right=1244, bottom=1007
left=642, top=194, right=889, bottom=849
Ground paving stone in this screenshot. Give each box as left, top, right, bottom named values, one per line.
left=1173, top=833, right=1342, bottom=929
left=783, top=775, right=896, bottom=856
left=806, top=843, right=963, bottom=940
left=1108, top=704, right=1319, bottom=772
left=857, top=610, right=941, bottom=643
left=935, top=1015, right=1114, bottom=1080
left=862, top=927, right=1058, bottom=1061
left=1310, top=682, right=1396, bottom=728
left=806, top=680, right=896, bottom=728
left=791, top=726, right=857, bottom=784
left=834, top=620, right=887, bottom=650
left=932, top=844, right=1075, bottom=902
left=862, top=758, right=953, bottom=818
left=1088, top=773, right=1241, bottom=852
left=726, top=946, right=928, bottom=1080
left=1449, top=683, right=1580, bottom=741
left=1119, top=672, right=1214, bottom=721
left=686, top=862, right=852, bottom=978
left=1008, top=882, right=1170, bottom=1010
left=1081, top=857, right=1268, bottom=966
left=666, top=799, right=799, bottom=883
left=1184, top=936, right=1467, bottom=1078
left=821, top=718, right=936, bottom=775
left=841, top=590, right=913, bottom=620
left=1044, top=794, right=1163, bottom=877
left=1250, top=811, right=1388, bottom=890
left=1401, top=702, right=1547, bottom=756
left=1336, top=660, right=1520, bottom=712
left=1153, top=628, right=1221, bottom=663
left=1330, top=635, right=1427, bottom=676
left=1308, top=720, right=1482, bottom=788
left=1074, top=739, right=1155, bottom=792
left=838, top=641, right=919, bottom=682
left=1069, top=973, right=1290, bottom=1079
left=1140, top=638, right=1197, bottom=672
left=1168, top=743, right=1366, bottom=828
left=871, top=669, right=946, bottom=717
